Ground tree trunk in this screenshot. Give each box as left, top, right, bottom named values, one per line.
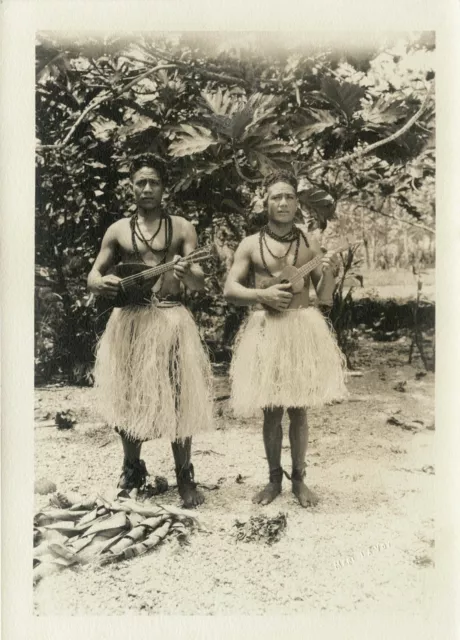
left=403, top=229, right=409, bottom=267
left=361, top=208, right=371, bottom=269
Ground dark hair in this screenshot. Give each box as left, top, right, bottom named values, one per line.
left=263, top=170, right=298, bottom=192
left=129, top=154, right=166, bottom=184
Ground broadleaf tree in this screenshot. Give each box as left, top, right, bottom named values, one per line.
left=35, top=30, right=435, bottom=382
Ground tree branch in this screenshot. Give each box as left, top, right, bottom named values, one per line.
left=120, top=64, right=175, bottom=94
left=147, top=45, right=252, bottom=85
left=353, top=202, right=435, bottom=234
left=37, top=63, right=176, bottom=151
left=232, top=155, right=262, bottom=184
left=312, top=84, right=434, bottom=170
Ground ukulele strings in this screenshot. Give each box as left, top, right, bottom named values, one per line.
left=121, top=251, right=207, bottom=287
left=288, top=245, right=345, bottom=286
left=288, top=255, right=323, bottom=286
left=120, top=249, right=209, bottom=288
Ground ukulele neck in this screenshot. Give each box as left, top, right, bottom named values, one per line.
left=137, top=260, right=176, bottom=281
left=291, top=243, right=348, bottom=286
left=291, top=254, right=323, bottom=284
left=120, top=249, right=209, bottom=290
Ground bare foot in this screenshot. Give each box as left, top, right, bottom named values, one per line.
left=178, top=483, right=205, bottom=509
left=252, top=482, right=282, bottom=505
left=292, top=480, right=318, bottom=508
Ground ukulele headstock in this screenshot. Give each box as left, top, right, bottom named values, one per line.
left=186, top=246, right=214, bottom=264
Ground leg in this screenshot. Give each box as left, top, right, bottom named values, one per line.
left=253, top=406, right=284, bottom=505
left=116, top=428, right=149, bottom=491
left=287, top=407, right=318, bottom=507
left=171, top=437, right=204, bottom=508
left=121, top=433, right=142, bottom=463
left=169, top=335, right=203, bottom=509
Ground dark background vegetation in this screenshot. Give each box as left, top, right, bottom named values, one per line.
left=35, top=31, right=435, bottom=384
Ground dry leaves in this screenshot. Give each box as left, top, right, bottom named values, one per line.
left=33, top=492, right=202, bottom=583
left=233, top=513, right=287, bottom=545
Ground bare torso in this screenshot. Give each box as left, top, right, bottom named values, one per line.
left=111, top=215, right=185, bottom=296
left=248, top=227, right=318, bottom=309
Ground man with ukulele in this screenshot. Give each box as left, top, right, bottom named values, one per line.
left=224, top=170, right=347, bottom=508
left=87, top=155, right=213, bottom=508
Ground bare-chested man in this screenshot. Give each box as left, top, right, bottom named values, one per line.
left=88, top=155, right=213, bottom=508
left=224, top=170, right=347, bottom=508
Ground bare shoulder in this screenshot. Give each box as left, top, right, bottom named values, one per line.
left=169, top=214, right=188, bottom=226
left=170, top=214, right=195, bottom=235
left=298, top=225, right=322, bottom=254
left=242, top=233, right=260, bottom=249
left=236, top=233, right=259, bottom=256
left=104, top=217, right=130, bottom=240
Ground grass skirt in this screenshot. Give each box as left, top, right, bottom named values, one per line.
left=230, top=308, right=347, bottom=416
left=93, top=304, right=213, bottom=441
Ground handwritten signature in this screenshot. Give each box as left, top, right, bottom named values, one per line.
left=333, top=542, right=391, bottom=569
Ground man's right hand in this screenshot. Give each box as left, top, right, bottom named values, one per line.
left=89, top=274, right=121, bottom=299
left=258, top=282, right=293, bottom=311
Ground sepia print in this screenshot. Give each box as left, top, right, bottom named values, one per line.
left=32, top=28, right=438, bottom=621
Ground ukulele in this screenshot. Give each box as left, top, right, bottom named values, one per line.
left=259, top=239, right=352, bottom=312
left=95, top=247, right=212, bottom=311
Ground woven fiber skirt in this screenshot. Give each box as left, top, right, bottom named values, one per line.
left=93, top=304, right=213, bottom=441
left=230, top=307, right=347, bottom=417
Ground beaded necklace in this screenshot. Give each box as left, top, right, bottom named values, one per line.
left=130, top=213, right=173, bottom=265
left=259, top=224, right=310, bottom=277
left=134, top=214, right=164, bottom=245
left=264, top=224, right=299, bottom=243
left=262, top=233, right=296, bottom=260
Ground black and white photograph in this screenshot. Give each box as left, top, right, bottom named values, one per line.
left=2, top=1, right=459, bottom=638
left=33, top=26, right=438, bottom=611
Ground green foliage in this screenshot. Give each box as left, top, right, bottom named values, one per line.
left=35, top=31, right=435, bottom=381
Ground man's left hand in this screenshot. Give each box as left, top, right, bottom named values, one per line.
left=173, top=255, right=191, bottom=281
left=321, top=251, right=340, bottom=275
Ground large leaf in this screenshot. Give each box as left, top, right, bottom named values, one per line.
left=248, top=150, right=285, bottom=175
left=250, top=139, right=292, bottom=156
left=205, top=114, right=235, bottom=137
left=117, top=115, right=158, bottom=139
left=320, top=77, right=366, bottom=119
left=200, top=88, right=237, bottom=116
left=90, top=117, right=118, bottom=142
left=171, top=160, right=223, bottom=192
left=293, top=109, right=338, bottom=139
left=297, top=183, right=336, bottom=230
left=245, top=140, right=294, bottom=174
left=240, top=94, right=282, bottom=140
left=36, top=47, right=72, bottom=85
left=246, top=92, right=281, bottom=115
left=201, top=91, right=279, bottom=142
left=362, top=98, right=406, bottom=129
left=240, top=121, right=280, bottom=144
left=230, top=107, right=255, bottom=139
left=168, top=125, right=219, bottom=157
left=205, top=106, right=254, bottom=140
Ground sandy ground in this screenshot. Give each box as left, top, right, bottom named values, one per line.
left=34, top=335, right=435, bottom=618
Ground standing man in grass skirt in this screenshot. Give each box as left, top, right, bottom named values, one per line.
left=88, top=155, right=213, bottom=508
left=224, top=170, right=347, bottom=507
